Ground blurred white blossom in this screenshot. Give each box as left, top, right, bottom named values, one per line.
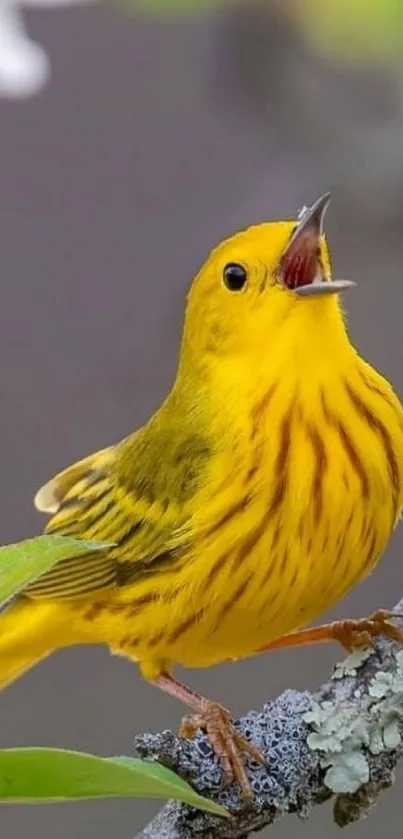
left=0, top=0, right=48, bottom=97
left=0, top=0, right=97, bottom=99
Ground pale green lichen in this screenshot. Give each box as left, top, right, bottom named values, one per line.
left=368, top=671, right=395, bottom=699
left=325, top=752, right=369, bottom=793
left=305, top=701, right=369, bottom=754
left=305, top=701, right=371, bottom=792
left=332, top=649, right=372, bottom=680
left=304, top=649, right=403, bottom=794
left=383, top=718, right=400, bottom=750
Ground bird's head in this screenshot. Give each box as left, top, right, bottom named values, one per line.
left=181, top=194, right=355, bottom=375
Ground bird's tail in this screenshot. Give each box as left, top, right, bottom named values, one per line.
left=0, top=598, right=72, bottom=690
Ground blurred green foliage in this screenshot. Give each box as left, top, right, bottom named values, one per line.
left=131, top=0, right=221, bottom=14
left=295, top=0, right=403, bottom=66
left=128, top=0, right=403, bottom=66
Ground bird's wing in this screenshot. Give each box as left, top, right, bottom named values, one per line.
left=33, top=447, right=113, bottom=514
left=27, top=441, right=189, bottom=600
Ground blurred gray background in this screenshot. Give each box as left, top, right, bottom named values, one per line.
left=1, top=1, right=403, bottom=837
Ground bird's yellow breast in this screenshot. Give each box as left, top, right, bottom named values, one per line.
left=83, top=354, right=403, bottom=678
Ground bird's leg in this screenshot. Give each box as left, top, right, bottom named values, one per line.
left=256, top=609, right=403, bottom=655
left=155, top=672, right=266, bottom=801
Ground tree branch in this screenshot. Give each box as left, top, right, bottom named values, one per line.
left=133, top=601, right=403, bottom=838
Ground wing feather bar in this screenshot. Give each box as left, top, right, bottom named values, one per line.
left=24, top=552, right=116, bottom=599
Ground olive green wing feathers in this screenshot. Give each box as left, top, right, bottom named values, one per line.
left=27, top=441, right=189, bottom=600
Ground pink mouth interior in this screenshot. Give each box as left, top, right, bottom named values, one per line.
left=281, top=233, right=321, bottom=290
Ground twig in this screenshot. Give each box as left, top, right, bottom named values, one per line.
left=133, top=600, right=403, bottom=838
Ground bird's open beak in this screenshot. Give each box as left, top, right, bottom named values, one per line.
left=279, top=193, right=355, bottom=297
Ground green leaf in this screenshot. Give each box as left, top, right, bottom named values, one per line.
left=0, top=536, right=111, bottom=607
left=0, top=748, right=227, bottom=816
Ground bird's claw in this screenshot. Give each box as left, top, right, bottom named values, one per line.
left=330, top=609, right=403, bottom=652
left=179, top=699, right=266, bottom=801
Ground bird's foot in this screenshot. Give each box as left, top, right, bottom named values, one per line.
left=325, top=609, right=403, bottom=652
left=179, top=699, right=266, bottom=801
left=257, top=609, right=403, bottom=655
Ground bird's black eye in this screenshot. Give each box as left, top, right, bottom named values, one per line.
left=223, top=262, right=248, bottom=291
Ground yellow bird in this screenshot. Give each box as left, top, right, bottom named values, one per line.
left=1, top=194, right=403, bottom=800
